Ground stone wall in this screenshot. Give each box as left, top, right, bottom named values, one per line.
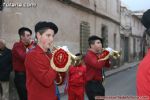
left=1, top=0, right=120, bottom=54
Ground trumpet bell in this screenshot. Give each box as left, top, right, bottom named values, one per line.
left=50, top=46, right=82, bottom=72
left=111, top=50, right=121, bottom=59
left=51, top=48, right=72, bottom=72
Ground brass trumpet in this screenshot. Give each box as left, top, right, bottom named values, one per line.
left=51, top=45, right=82, bottom=72
left=98, top=47, right=121, bottom=61
left=51, top=46, right=82, bottom=85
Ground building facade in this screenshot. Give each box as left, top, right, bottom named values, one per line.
left=120, top=5, right=146, bottom=64
left=0, top=0, right=121, bottom=54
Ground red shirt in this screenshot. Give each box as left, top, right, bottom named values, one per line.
left=137, top=49, right=150, bottom=98
left=25, top=45, right=57, bottom=100
left=12, top=41, right=26, bottom=72
left=84, top=50, right=110, bottom=82
left=68, top=64, right=86, bottom=87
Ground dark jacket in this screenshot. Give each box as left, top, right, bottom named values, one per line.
left=0, top=47, right=12, bottom=81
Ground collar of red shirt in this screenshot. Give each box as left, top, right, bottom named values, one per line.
left=19, top=40, right=31, bottom=48
left=19, top=40, right=25, bottom=45
left=34, top=45, right=48, bottom=54
left=88, top=49, right=97, bottom=55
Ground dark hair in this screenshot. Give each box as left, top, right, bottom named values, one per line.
left=74, top=53, right=83, bottom=66
left=88, top=35, right=103, bottom=47
left=18, top=27, right=32, bottom=36
left=75, top=53, right=82, bottom=56
left=35, top=21, right=58, bottom=35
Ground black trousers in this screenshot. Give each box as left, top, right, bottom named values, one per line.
left=85, top=80, right=105, bottom=100
left=14, top=72, right=27, bottom=100
left=0, top=82, right=2, bottom=96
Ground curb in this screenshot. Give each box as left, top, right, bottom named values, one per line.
left=105, top=61, right=139, bottom=77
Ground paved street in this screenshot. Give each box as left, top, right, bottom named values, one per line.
left=105, top=66, right=137, bottom=96
left=9, top=65, right=138, bottom=100
left=60, top=66, right=138, bottom=100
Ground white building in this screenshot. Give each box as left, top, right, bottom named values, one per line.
left=120, top=5, right=146, bottom=63
left=0, top=0, right=121, bottom=54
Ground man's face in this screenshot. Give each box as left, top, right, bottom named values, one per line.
left=91, top=40, right=102, bottom=52
left=21, top=31, right=32, bottom=45
left=37, top=29, right=54, bottom=51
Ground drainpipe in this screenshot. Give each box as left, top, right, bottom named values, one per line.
left=94, top=0, right=97, bottom=35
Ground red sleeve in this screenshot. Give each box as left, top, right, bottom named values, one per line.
left=105, top=59, right=110, bottom=68
left=13, top=44, right=26, bottom=62
left=84, top=53, right=106, bottom=69
left=83, top=66, right=86, bottom=85
left=25, top=53, right=57, bottom=87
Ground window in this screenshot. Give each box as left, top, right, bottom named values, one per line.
left=133, top=38, right=136, bottom=58
left=101, top=25, right=108, bottom=48
left=0, top=0, right=4, bottom=11
left=80, top=21, right=90, bottom=55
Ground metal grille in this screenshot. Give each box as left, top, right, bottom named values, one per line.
left=80, top=21, right=90, bottom=55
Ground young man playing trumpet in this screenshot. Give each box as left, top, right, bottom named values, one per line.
left=84, top=35, right=111, bottom=100
left=12, top=27, right=32, bottom=100
left=25, top=21, right=59, bottom=100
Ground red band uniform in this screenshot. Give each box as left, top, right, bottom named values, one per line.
left=25, top=45, right=58, bottom=100
left=12, top=41, right=28, bottom=100
left=137, top=49, right=150, bottom=98
left=67, top=64, right=86, bottom=100
left=84, top=50, right=110, bottom=100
